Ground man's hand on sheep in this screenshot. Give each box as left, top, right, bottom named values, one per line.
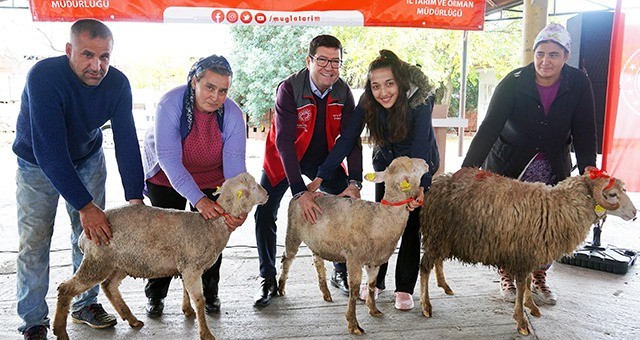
left=297, top=191, right=324, bottom=224
left=79, top=202, right=112, bottom=246
left=307, top=177, right=323, bottom=193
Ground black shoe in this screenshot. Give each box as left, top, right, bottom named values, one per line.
left=71, top=303, right=117, bottom=329
left=330, top=270, right=350, bottom=296
left=205, top=295, right=221, bottom=315
left=23, top=325, right=47, bottom=340
left=253, top=276, right=278, bottom=308
left=145, top=298, right=164, bottom=318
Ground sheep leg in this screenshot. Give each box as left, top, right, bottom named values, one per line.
left=101, top=270, right=143, bottom=327
left=363, top=265, right=382, bottom=317
left=523, top=274, right=541, bottom=317
left=419, top=255, right=433, bottom=317
left=434, top=260, right=454, bottom=295
left=345, top=262, right=365, bottom=335
left=182, top=270, right=215, bottom=340
left=53, top=263, right=110, bottom=340
left=513, top=273, right=531, bottom=335
left=278, top=233, right=301, bottom=297
left=182, top=280, right=195, bottom=318
left=312, top=254, right=333, bottom=302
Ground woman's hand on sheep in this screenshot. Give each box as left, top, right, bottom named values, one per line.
left=307, top=178, right=323, bottom=192
left=223, top=213, right=248, bottom=232
left=195, top=197, right=224, bottom=220
left=406, top=188, right=425, bottom=211
left=79, top=202, right=112, bottom=246
left=298, top=191, right=324, bottom=224
left=128, top=199, right=145, bottom=205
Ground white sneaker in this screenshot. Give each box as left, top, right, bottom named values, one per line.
left=531, top=270, right=557, bottom=305
left=499, top=269, right=517, bottom=303
left=358, top=283, right=381, bottom=301
left=394, top=292, right=414, bottom=310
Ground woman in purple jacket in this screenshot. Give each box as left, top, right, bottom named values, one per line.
left=141, top=55, right=247, bottom=317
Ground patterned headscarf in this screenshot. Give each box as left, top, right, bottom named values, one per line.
left=182, top=55, right=233, bottom=133
left=533, top=23, right=572, bottom=53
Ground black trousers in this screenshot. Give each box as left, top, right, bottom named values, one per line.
left=374, top=182, right=422, bottom=294
left=144, top=181, right=222, bottom=303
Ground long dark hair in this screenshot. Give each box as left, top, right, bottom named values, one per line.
left=362, top=50, right=411, bottom=146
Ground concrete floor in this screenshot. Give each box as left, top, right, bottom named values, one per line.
left=0, top=140, right=639, bottom=339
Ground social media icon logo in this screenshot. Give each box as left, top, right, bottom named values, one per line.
left=255, top=13, right=266, bottom=24
left=211, top=10, right=224, bottom=23
left=226, top=10, right=238, bottom=23
left=240, top=11, right=252, bottom=24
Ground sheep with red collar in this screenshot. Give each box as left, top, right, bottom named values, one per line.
left=277, top=156, right=429, bottom=335
left=419, top=167, right=637, bottom=336
left=53, top=172, right=268, bottom=340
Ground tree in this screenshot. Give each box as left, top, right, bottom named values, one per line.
left=229, top=26, right=324, bottom=125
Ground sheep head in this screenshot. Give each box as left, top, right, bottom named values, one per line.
left=364, top=157, right=429, bottom=202
left=217, top=172, right=268, bottom=217
left=587, top=169, right=637, bottom=221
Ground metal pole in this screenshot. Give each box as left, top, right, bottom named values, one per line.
left=458, top=30, right=468, bottom=156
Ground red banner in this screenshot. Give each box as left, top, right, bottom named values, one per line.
left=28, top=0, right=485, bottom=30
left=602, top=0, right=640, bottom=191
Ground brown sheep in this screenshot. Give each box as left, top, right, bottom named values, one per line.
left=53, top=173, right=268, bottom=340
left=419, top=168, right=637, bottom=335
left=278, top=156, right=429, bottom=335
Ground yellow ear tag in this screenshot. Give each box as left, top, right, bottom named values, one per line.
left=594, top=204, right=606, bottom=216
left=400, top=180, right=411, bottom=192
left=214, top=186, right=221, bottom=194
left=364, top=173, right=376, bottom=181
left=236, top=190, right=243, bottom=200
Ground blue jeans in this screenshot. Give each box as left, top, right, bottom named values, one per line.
left=16, top=149, right=106, bottom=332
left=254, top=167, right=348, bottom=279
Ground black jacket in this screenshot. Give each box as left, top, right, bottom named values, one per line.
left=462, top=63, right=597, bottom=182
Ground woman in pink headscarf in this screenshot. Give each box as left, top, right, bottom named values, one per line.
left=461, top=23, right=597, bottom=305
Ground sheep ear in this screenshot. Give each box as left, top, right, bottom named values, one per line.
left=365, top=172, right=385, bottom=183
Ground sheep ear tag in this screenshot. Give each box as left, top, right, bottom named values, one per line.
left=236, top=190, right=243, bottom=200
left=594, top=204, right=606, bottom=217
left=213, top=186, right=222, bottom=197
left=400, top=179, right=411, bottom=192
left=364, top=173, right=376, bottom=181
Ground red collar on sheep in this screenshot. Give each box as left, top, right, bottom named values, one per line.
left=212, top=201, right=231, bottom=218
left=381, top=197, right=423, bottom=207
left=588, top=168, right=615, bottom=190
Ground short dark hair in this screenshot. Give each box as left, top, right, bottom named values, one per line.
left=308, top=34, right=342, bottom=58
left=70, top=19, right=113, bottom=41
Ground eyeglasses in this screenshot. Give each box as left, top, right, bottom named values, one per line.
left=309, top=55, right=342, bottom=69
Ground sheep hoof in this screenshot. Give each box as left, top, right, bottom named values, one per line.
left=129, top=319, right=144, bottom=328
left=323, top=295, right=333, bottom=302
left=518, top=326, right=530, bottom=336
left=278, top=288, right=285, bottom=296
left=348, top=324, right=365, bottom=335
left=369, top=309, right=383, bottom=317
left=422, top=310, right=433, bottom=318
left=183, top=307, right=195, bottom=318
left=54, top=331, right=69, bottom=340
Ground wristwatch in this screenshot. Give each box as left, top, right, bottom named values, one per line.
left=349, top=180, right=363, bottom=190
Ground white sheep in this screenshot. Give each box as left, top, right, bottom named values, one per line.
left=53, top=172, right=268, bottom=340
left=419, top=168, right=637, bottom=335
left=278, top=156, right=429, bottom=335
